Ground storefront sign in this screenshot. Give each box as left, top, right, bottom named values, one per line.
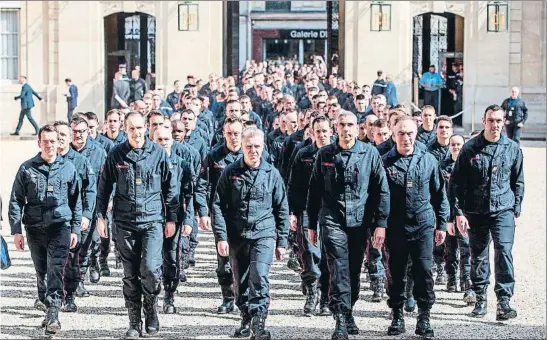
left=279, top=29, right=328, bottom=40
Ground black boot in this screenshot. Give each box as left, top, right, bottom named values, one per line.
left=496, top=297, right=517, bottom=321
left=250, top=313, right=271, bottom=340
left=217, top=285, right=235, bottom=314
left=143, top=295, right=159, bottom=334
left=234, top=310, right=252, bottom=338
left=75, top=282, right=90, bottom=297
left=125, top=306, right=143, bottom=340
left=404, top=278, right=416, bottom=313
left=89, top=258, right=101, bottom=283
left=286, top=251, right=301, bottom=272
left=415, top=308, right=434, bottom=338
left=115, top=248, right=122, bottom=269
left=62, top=294, right=78, bottom=313
left=179, top=264, right=187, bottom=283
left=163, top=291, right=177, bottom=314
left=446, top=275, right=458, bottom=292
left=188, top=248, right=196, bottom=267
left=44, top=307, right=61, bottom=335
left=318, top=292, right=331, bottom=316
left=387, top=308, right=406, bottom=335
left=331, top=313, right=349, bottom=340
left=34, top=298, right=46, bottom=312
left=435, top=263, right=447, bottom=285
left=371, top=279, right=385, bottom=303
left=462, top=279, right=476, bottom=305
left=345, top=310, right=359, bottom=335
left=470, top=294, right=487, bottom=318
left=300, top=281, right=308, bottom=296
left=303, top=282, right=320, bottom=315
left=99, top=259, right=111, bottom=277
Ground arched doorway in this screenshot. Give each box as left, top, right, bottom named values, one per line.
left=104, top=12, right=156, bottom=113
left=412, top=12, right=464, bottom=126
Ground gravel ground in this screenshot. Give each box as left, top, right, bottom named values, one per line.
left=0, top=140, right=545, bottom=339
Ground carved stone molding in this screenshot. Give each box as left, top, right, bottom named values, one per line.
left=134, top=1, right=155, bottom=16
left=446, top=2, right=466, bottom=17
left=102, top=1, right=122, bottom=17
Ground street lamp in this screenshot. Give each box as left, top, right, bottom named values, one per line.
left=178, top=1, right=199, bottom=31
left=487, top=1, right=508, bottom=32
left=370, top=1, right=391, bottom=32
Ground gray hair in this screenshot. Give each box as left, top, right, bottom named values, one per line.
left=336, top=110, right=357, bottom=122
left=242, top=127, right=265, bottom=144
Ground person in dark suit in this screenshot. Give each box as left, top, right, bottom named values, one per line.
left=65, top=78, right=78, bottom=123
left=11, top=76, right=41, bottom=136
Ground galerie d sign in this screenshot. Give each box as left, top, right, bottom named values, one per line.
left=279, top=30, right=328, bottom=39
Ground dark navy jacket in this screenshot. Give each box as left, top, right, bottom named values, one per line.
left=94, top=134, right=114, bottom=154
left=376, top=138, right=396, bottom=156
left=416, top=125, right=436, bottom=146
left=287, top=142, right=319, bottom=216
left=280, top=129, right=305, bottom=181
left=271, top=133, right=289, bottom=169
left=9, top=154, right=82, bottom=235
left=307, top=140, right=390, bottom=230
left=449, top=132, right=524, bottom=217
left=212, top=158, right=289, bottom=247
left=103, top=130, right=128, bottom=146
left=382, top=142, right=449, bottom=232
left=183, top=130, right=209, bottom=160
left=427, top=140, right=449, bottom=163
left=172, top=141, right=201, bottom=184
left=61, top=148, right=96, bottom=220
left=169, top=152, right=194, bottom=227
left=73, top=137, right=107, bottom=178
left=15, top=83, right=42, bottom=110
left=195, top=143, right=242, bottom=218
left=67, top=84, right=78, bottom=109
left=96, top=139, right=179, bottom=227
left=501, top=97, right=528, bottom=125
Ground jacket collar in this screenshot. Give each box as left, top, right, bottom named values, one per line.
left=336, top=139, right=364, bottom=153
left=122, top=138, right=154, bottom=162
left=236, top=157, right=272, bottom=171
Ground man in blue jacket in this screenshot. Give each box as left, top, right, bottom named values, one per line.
left=449, top=104, right=524, bottom=321
left=65, top=78, right=78, bottom=123
left=11, top=76, right=42, bottom=136
left=382, top=116, right=449, bottom=338
left=307, top=111, right=390, bottom=340
left=212, top=127, right=289, bottom=340
left=501, top=87, right=528, bottom=145
left=53, top=121, right=96, bottom=313
left=96, top=111, right=179, bottom=339
left=196, top=116, right=244, bottom=316
left=9, top=124, right=82, bottom=335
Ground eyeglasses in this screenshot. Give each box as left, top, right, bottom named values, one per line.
left=72, top=129, right=88, bottom=135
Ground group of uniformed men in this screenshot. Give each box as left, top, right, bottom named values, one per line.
left=8, top=70, right=524, bottom=340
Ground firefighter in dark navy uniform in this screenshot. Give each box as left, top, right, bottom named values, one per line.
left=307, top=111, right=390, bottom=340
left=9, top=124, right=82, bottom=335
left=382, top=115, right=449, bottom=338
left=212, top=127, right=289, bottom=340
left=96, top=111, right=179, bottom=339
left=449, top=104, right=524, bottom=321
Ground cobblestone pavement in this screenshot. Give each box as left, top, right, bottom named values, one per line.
left=0, top=140, right=545, bottom=339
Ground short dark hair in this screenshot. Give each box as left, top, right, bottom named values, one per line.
left=373, top=118, right=389, bottom=129
left=53, top=120, right=70, bottom=128
left=355, top=94, right=366, bottom=101
left=65, top=78, right=71, bottom=82
left=312, top=115, right=330, bottom=128
left=83, top=111, right=99, bottom=122
left=106, top=109, right=121, bottom=119
left=147, top=110, right=165, bottom=123
left=38, top=124, right=58, bottom=141
left=449, top=134, right=466, bottom=143
left=71, top=117, right=89, bottom=127
left=224, top=115, right=243, bottom=127
left=484, top=104, right=503, bottom=117
left=436, top=115, right=453, bottom=127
